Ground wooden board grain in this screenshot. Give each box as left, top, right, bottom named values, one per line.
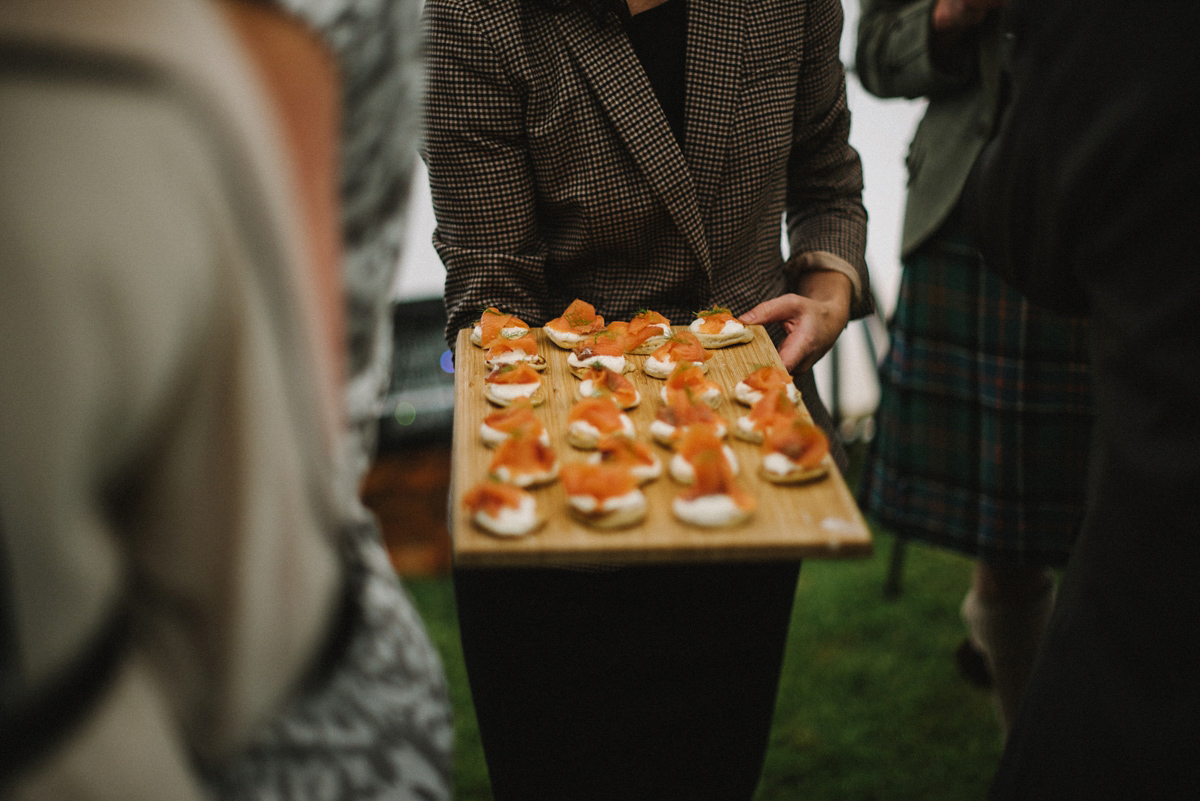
left=450, top=325, right=872, bottom=567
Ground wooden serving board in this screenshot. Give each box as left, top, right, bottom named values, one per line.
left=450, top=325, right=872, bottom=567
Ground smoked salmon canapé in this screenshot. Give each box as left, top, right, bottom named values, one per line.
left=480, top=399, right=550, bottom=448
left=734, top=365, right=799, bottom=406
left=643, top=330, right=713, bottom=378
left=462, top=480, right=543, bottom=537
left=598, top=320, right=634, bottom=354
left=733, top=385, right=799, bottom=444
left=688, top=306, right=754, bottom=348
left=623, top=309, right=673, bottom=355
left=484, top=362, right=545, bottom=407
left=558, top=462, right=647, bottom=529
left=574, top=364, right=641, bottom=410
left=567, top=329, right=632, bottom=377
left=669, top=425, right=740, bottom=485
left=472, top=307, right=530, bottom=347
left=659, top=362, right=723, bottom=409
left=672, top=449, right=757, bottom=528
left=650, top=389, right=728, bottom=447
left=487, top=431, right=560, bottom=487
left=587, top=434, right=662, bottom=485
left=484, top=332, right=546, bottom=371
left=566, top=396, right=637, bottom=450
left=544, top=298, right=607, bottom=349
left=759, top=416, right=830, bottom=484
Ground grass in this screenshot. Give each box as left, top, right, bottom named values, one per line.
left=403, top=445, right=1005, bottom=800
left=754, top=532, right=1003, bottom=800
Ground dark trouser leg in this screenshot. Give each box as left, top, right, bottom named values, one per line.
left=453, top=560, right=801, bottom=801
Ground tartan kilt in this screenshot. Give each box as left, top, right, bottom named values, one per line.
left=858, top=220, right=1094, bottom=567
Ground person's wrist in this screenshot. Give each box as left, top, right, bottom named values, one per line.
left=796, top=270, right=852, bottom=339
left=797, top=268, right=852, bottom=307
left=786, top=251, right=861, bottom=309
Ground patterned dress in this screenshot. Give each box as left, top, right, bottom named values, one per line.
left=858, top=213, right=1094, bottom=567
left=204, top=1, right=454, bottom=799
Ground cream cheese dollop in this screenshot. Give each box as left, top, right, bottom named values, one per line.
left=568, top=415, right=636, bottom=447
left=568, top=352, right=626, bottom=374
left=567, top=488, right=645, bottom=515
left=672, top=494, right=748, bottom=527
left=474, top=494, right=539, bottom=537
left=690, top=318, right=746, bottom=337
left=480, top=422, right=550, bottom=448
left=670, top=446, right=738, bottom=484
left=734, top=381, right=798, bottom=407
left=486, top=380, right=541, bottom=403
left=643, top=354, right=675, bottom=378
left=762, top=451, right=801, bottom=479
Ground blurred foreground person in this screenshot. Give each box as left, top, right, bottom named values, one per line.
left=966, top=0, right=1200, bottom=797
left=0, top=1, right=448, bottom=799
left=855, top=0, right=1092, bottom=736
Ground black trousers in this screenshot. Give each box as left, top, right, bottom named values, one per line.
left=453, top=560, right=801, bottom=801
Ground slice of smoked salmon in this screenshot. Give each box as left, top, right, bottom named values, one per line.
left=742, top=366, right=791, bottom=393
left=578, top=365, right=640, bottom=408
left=478, top=308, right=529, bottom=346
left=546, top=298, right=606, bottom=334
left=482, top=400, right=544, bottom=437
left=572, top=329, right=626, bottom=361
left=694, top=306, right=738, bottom=334
left=676, top=425, right=727, bottom=461
left=603, top=321, right=634, bottom=352
left=485, top=362, right=542, bottom=385
left=650, top=330, right=712, bottom=364
left=569, top=396, right=628, bottom=434
left=486, top=332, right=538, bottom=360
left=630, top=309, right=670, bottom=329
left=621, top=311, right=670, bottom=350
left=595, top=435, right=658, bottom=469
left=664, top=363, right=721, bottom=399
left=657, top=389, right=723, bottom=428
left=747, top=386, right=796, bottom=426
left=762, top=417, right=829, bottom=468
left=489, top=434, right=558, bottom=480
left=463, top=480, right=529, bottom=517
left=559, top=462, right=637, bottom=501
left=683, top=449, right=756, bottom=511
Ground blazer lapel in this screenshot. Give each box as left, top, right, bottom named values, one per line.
left=553, top=6, right=712, bottom=272
left=684, top=0, right=744, bottom=226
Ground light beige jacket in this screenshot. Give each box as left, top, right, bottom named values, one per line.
left=0, top=1, right=341, bottom=798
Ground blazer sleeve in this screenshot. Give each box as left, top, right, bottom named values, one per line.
left=855, top=0, right=977, bottom=100
left=423, top=0, right=551, bottom=351
left=784, top=0, right=872, bottom=319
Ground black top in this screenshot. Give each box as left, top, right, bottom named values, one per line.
left=618, top=0, right=687, bottom=148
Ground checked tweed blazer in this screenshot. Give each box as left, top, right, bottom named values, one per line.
left=424, top=0, right=871, bottom=350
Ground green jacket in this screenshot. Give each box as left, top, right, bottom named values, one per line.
left=856, top=0, right=1006, bottom=257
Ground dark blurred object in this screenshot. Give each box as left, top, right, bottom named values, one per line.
left=968, top=1, right=1200, bottom=797
left=378, top=297, right=455, bottom=450
left=955, top=638, right=994, bottom=690
left=367, top=296, right=454, bottom=577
